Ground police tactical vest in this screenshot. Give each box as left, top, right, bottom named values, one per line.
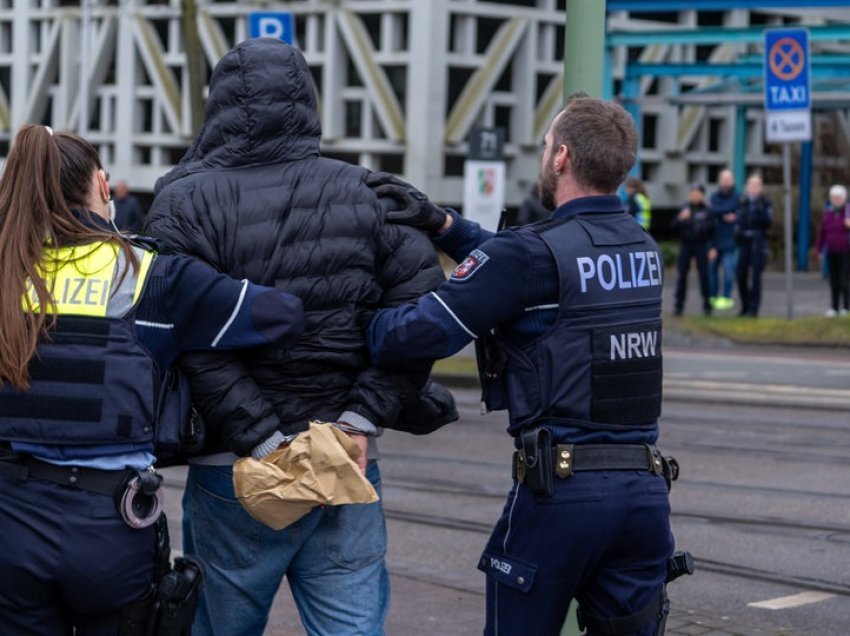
left=0, top=241, right=163, bottom=452
left=500, top=212, right=663, bottom=434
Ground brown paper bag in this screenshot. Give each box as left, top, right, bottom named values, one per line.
left=232, top=421, right=378, bottom=530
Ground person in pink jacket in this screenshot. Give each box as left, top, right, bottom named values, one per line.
left=816, top=185, right=850, bottom=316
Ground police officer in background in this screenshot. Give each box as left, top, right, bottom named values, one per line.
left=0, top=125, right=305, bottom=634
left=735, top=173, right=773, bottom=317
left=625, top=176, right=652, bottom=231
left=366, top=97, right=675, bottom=635
left=672, top=183, right=715, bottom=316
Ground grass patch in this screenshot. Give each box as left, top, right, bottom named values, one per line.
left=675, top=315, right=850, bottom=347
left=433, top=355, right=479, bottom=376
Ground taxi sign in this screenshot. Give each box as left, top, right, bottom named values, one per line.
left=764, top=28, right=811, bottom=142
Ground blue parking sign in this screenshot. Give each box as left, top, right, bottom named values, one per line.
left=249, top=12, right=294, bottom=44
left=764, top=28, right=810, bottom=112
left=763, top=28, right=811, bottom=143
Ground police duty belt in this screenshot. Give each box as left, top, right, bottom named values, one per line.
left=0, top=448, right=163, bottom=528
left=512, top=443, right=678, bottom=482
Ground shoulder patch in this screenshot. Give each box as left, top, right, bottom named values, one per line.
left=451, top=249, right=490, bottom=282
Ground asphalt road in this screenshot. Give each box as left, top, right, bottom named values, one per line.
left=660, top=346, right=850, bottom=635
left=160, top=344, right=850, bottom=635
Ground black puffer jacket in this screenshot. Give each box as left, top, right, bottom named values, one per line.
left=146, top=39, right=445, bottom=455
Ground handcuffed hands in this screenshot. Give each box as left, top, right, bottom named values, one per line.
left=343, top=430, right=368, bottom=474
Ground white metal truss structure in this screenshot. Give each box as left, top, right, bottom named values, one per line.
left=0, top=1, right=848, bottom=208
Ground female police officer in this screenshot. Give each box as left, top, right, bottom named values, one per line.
left=0, top=125, right=305, bottom=634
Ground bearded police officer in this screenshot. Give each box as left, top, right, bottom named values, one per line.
left=366, top=97, right=677, bottom=635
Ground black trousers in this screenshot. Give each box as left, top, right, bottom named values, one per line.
left=827, top=251, right=850, bottom=311
left=737, top=238, right=768, bottom=316
left=675, top=241, right=711, bottom=313
left=0, top=473, right=157, bottom=635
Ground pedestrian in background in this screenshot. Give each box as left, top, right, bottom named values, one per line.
left=112, top=179, right=145, bottom=232
left=515, top=180, right=553, bottom=225
left=625, top=176, right=652, bottom=231
left=816, top=184, right=850, bottom=317
left=708, top=169, right=739, bottom=311
left=672, top=183, right=715, bottom=316
left=0, top=125, right=304, bottom=633
left=735, top=174, right=772, bottom=317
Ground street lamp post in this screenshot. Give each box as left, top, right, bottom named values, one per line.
left=563, top=0, right=606, bottom=100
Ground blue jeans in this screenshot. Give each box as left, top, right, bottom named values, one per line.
left=709, top=247, right=737, bottom=298
left=183, top=461, right=389, bottom=636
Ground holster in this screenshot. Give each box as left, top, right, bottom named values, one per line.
left=475, top=331, right=509, bottom=413
left=153, top=556, right=206, bottom=636
left=518, top=428, right=554, bottom=497
left=119, top=518, right=205, bottom=636
left=659, top=455, right=680, bottom=492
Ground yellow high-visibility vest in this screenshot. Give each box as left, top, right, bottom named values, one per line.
left=24, top=241, right=155, bottom=318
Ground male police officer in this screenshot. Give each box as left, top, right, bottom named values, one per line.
left=367, top=97, right=675, bottom=635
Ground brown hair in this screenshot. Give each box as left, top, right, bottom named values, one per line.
left=624, top=177, right=647, bottom=196
left=551, top=98, right=638, bottom=194
left=0, top=125, right=135, bottom=389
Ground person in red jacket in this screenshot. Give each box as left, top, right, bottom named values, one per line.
left=816, top=185, right=850, bottom=316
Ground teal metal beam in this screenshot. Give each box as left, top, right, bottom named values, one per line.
left=797, top=141, right=813, bottom=272
left=734, top=106, right=747, bottom=189
left=603, top=46, right=614, bottom=100
left=607, top=24, right=850, bottom=47
left=738, top=54, right=850, bottom=66
left=609, top=0, right=850, bottom=9
left=626, top=62, right=850, bottom=80
left=623, top=75, right=641, bottom=178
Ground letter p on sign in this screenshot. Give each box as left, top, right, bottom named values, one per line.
left=248, top=12, right=294, bottom=44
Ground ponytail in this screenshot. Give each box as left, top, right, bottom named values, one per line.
left=0, top=125, right=136, bottom=389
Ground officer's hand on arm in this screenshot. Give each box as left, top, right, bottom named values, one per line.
left=366, top=172, right=450, bottom=234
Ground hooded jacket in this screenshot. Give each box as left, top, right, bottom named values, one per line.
left=709, top=187, right=739, bottom=251
left=145, top=38, right=445, bottom=455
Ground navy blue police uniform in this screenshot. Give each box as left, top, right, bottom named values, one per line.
left=0, top=212, right=304, bottom=635
left=735, top=195, right=772, bottom=317
left=368, top=195, right=674, bottom=635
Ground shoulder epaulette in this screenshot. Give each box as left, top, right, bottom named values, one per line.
left=527, top=216, right=573, bottom=235
left=127, top=234, right=164, bottom=254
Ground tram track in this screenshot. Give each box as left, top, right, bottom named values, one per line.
left=382, top=471, right=850, bottom=502
left=383, top=478, right=850, bottom=542
left=382, top=507, right=850, bottom=599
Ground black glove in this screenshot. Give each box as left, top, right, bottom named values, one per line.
left=386, top=379, right=459, bottom=435
left=366, top=172, right=448, bottom=233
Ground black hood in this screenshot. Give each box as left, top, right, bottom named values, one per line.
left=156, top=38, right=321, bottom=192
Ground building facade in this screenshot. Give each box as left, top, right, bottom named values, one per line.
left=0, top=0, right=848, bottom=210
